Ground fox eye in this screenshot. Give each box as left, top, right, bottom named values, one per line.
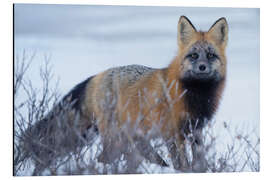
left=190, top=53, right=199, bottom=60
left=207, top=53, right=215, bottom=59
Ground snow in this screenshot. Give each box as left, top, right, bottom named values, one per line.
left=14, top=4, right=260, bottom=174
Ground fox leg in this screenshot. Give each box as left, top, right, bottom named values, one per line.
left=190, top=129, right=208, bottom=172
left=133, top=135, right=168, bottom=167
left=166, top=137, right=190, bottom=171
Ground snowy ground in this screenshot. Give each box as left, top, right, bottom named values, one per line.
left=14, top=4, right=260, bottom=175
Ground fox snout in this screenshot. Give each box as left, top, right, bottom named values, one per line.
left=192, top=55, right=211, bottom=75
left=197, top=62, right=209, bottom=73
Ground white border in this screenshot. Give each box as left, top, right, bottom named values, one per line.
left=1, top=0, right=269, bottom=179
left=9, top=0, right=262, bottom=8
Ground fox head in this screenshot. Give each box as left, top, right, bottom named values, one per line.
left=175, top=16, right=228, bottom=84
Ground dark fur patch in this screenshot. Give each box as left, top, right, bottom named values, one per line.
left=62, top=76, right=95, bottom=112
left=181, top=78, right=223, bottom=132
left=220, top=24, right=225, bottom=42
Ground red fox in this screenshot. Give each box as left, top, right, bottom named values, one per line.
left=24, top=16, right=228, bottom=174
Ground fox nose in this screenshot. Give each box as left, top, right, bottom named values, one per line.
left=196, top=62, right=210, bottom=73
left=199, top=64, right=206, bottom=71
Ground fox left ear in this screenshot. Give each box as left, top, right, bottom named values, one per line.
left=208, top=17, right=228, bottom=46
left=177, top=16, right=197, bottom=47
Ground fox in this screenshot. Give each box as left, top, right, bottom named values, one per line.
left=22, top=16, right=228, bottom=174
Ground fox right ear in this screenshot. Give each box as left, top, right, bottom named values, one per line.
left=177, top=16, right=197, bottom=47
left=208, top=17, right=228, bottom=46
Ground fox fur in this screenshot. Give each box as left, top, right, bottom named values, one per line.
left=24, top=16, right=228, bottom=173
left=84, top=16, right=228, bottom=153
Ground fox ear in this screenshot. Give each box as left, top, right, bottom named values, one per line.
left=208, top=17, right=228, bottom=46
left=178, top=16, right=197, bottom=46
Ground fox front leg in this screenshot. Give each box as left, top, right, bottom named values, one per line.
left=166, top=137, right=190, bottom=171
